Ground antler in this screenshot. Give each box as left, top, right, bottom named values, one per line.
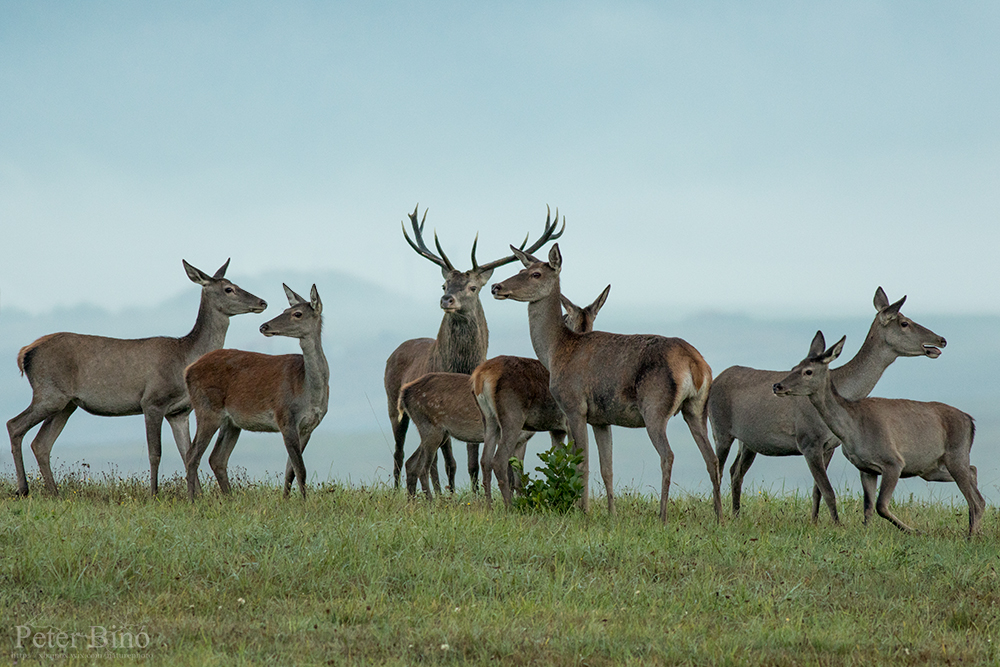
left=472, top=205, right=566, bottom=273
left=401, top=205, right=456, bottom=272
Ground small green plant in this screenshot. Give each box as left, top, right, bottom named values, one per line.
left=510, top=439, right=584, bottom=513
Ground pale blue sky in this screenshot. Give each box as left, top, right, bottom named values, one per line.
left=2, top=2, right=998, bottom=317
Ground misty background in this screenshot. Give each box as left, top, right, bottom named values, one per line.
left=1, top=3, right=998, bottom=505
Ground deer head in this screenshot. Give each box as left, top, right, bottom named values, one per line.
left=871, top=287, right=946, bottom=359
left=772, top=331, right=846, bottom=397
left=490, top=243, right=563, bottom=303
left=183, top=258, right=268, bottom=316
left=259, top=284, right=323, bottom=339
left=403, top=205, right=564, bottom=317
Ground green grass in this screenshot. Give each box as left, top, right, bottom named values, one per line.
left=2, top=467, right=998, bottom=666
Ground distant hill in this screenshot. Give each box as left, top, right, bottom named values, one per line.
left=2, top=270, right=997, bottom=504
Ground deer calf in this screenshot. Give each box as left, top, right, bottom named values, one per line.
left=184, top=284, right=328, bottom=501
left=7, top=259, right=266, bottom=497
left=773, top=332, right=983, bottom=535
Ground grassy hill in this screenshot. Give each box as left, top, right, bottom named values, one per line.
left=2, top=473, right=997, bottom=666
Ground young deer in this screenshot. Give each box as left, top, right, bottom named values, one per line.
left=491, top=244, right=721, bottom=523
left=7, top=259, right=266, bottom=497
left=473, top=285, right=610, bottom=506
left=773, top=332, right=983, bottom=535
left=384, top=205, right=563, bottom=493
left=398, top=287, right=609, bottom=501
left=709, top=288, right=946, bottom=522
left=184, top=284, right=328, bottom=501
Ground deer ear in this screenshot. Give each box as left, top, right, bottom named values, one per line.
left=547, top=243, right=562, bottom=270
left=283, top=283, right=307, bottom=306
left=183, top=260, right=211, bottom=286
left=878, top=295, right=906, bottom=324
left=807, top=330, right=826, bottom=358
left=559, top=293, right=577, bottom=314
left=213, top=258, right=230, bottom=279
left=510, top=245, right=535, bottom=267
left=820, top=335, right=847, bottom=364
left=474, top=268, right=494, bottom=285
left=873, top=286, right=889, bottom=312
left=589, top=284, right=611, bottom=316
left=309, top=284, right=322, bottom=315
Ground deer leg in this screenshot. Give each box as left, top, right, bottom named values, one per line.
left=405, top=429, right=444, bottom=500
left=942, top=450, right=985, bottom=536
left=440, top=437, right=456, bottom=493
left=208, top=422, right=242, bottom=494
left=142, top=408, right=167, bottom=496
left=28, top=404, right=77, bottom=497
left=729, top=444, right=756, bottom=518
left=714, top=431, right=736, bottom=484
left=562, top=411, right=591, bottom=513
left=279, top=426, right=307, bottom=500
left=681, top=402, right=722, bottom=522
left=644, top=417, right=674, bottom=524
left=391, top=412, right=409, bottom=489
left=874, top=465, right=913, bottom=533
left=593, top=424, right=615, bottom=517
left=284, top=432, right=314, bottom=491
left=7, top=400, right=68, bottom=496
left=859, top=471, right=877, bottom=525
left=800, top=441, right=840, bottom=525
left=510, top=431, right=533, bottom=493
left=166, top=411, right=200, bottom=494
left=467, top=442, right=480, bottom=493
left=493, top=413, right=527, bottom=507
left=186, top=411, right=222, bottom=501
left=480, top=415, right=500, bottom=504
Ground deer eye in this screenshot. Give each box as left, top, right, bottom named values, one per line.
left=224, top=287, right=234, bottom=294
left=531, top=271, right=542, bottom=279
left=900, top=321, right=909, bottom=328
left=441, top=284, right=446, bottom=291
left=293, top=311, right=303, bottom=318
left=804, top=369, right=813, bottom=376
left=468, top=285, right=477, bottom=292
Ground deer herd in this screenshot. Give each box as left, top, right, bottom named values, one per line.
left=6, top=207, right=984, bottom=536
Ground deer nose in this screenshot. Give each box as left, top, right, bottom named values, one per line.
left=772, top=383, right=783, bottom=394
left=259, top=323, right=270, bottom=334
left=259, top=299, right=268, bottom=310
left=440, top=295, right=456, bottom=309
left=490, top=284, right=501, bottom=295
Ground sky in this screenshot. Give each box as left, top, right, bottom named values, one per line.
left=2, top=1, right=998, bottom=319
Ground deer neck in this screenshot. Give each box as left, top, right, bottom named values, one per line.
left=299, top=333, right=330, bottom=404
left=806, top=376, right=862, bottom=450
left=183, top=293, right=231, bottom=362
left=526, top=284, right=568, bottom=372
left=829, top=319, right=897, bottom=401
left=433, top=301, right=489, bottom=374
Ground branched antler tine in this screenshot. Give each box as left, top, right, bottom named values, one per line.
left=522, top=205, right=565, bottom=256
left=401, top=205, right=450, bottom=270
left=473, top=205, right=567, bottom=273
left=433, top=232, right=456, bottom=272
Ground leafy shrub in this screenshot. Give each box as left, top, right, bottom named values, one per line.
left=509, top=440, right=584, bottom=513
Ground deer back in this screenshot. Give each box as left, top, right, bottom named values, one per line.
left=186, top=349, right=306, bottom=432
left=548, top=331, right=711, bottom=427
left=398, top=372, right=484, bottom=444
